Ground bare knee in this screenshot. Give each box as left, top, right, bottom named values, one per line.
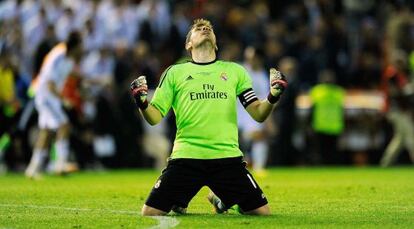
left=243, top=204, right=271, bottom=216
left=141, top=204, right=168, bottom=216
left=57, top=123, right=70, bottom=140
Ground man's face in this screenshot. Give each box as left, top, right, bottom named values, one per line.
left=186, top=24, right=217, bottom=51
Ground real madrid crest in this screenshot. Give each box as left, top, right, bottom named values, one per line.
left=220, top=72, right=228, bottom=81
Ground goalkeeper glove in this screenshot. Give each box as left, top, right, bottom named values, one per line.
left=267, top=68, right=288, bottom=104
left=130, top=76, right=149, bottom=110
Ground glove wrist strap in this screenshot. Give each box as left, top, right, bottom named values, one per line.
left=267, top=93, right=280, bottom=104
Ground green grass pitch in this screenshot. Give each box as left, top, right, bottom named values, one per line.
left=0, top=167, right=413, bottom=228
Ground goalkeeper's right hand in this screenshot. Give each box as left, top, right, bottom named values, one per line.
left=267, top=68, right=288, bottom=104
left=130, top=76, right=149, bottom=110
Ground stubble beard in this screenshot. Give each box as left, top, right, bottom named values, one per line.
left=195, top=37, right=216, bottom=51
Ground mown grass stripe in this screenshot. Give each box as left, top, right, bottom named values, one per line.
left=0, top=203, right=137, bottom=215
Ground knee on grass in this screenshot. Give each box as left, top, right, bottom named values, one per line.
left=141, top=204, right=167, bottom=216
left=242, top=204, right=271, bottom=216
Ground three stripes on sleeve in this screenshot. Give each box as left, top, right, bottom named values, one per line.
left=238, top=88, right=258, bottom=108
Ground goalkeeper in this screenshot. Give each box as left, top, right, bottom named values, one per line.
left=131, top=19, right=287, bottom=216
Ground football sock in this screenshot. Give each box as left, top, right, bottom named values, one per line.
left=252, top=141, right=268, bottom=171
left=55, top=139, right=69, bottom=172
left=0, top=133, right=11, bottom=160
left=26, top=149, right=47, bottom=175
left=212, top=195, right=226, bottom=212
left=217, top=200, right=226, bottom=211
left=32, top=149, right=47, bottom=166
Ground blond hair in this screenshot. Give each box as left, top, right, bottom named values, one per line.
left=185, top=18, right=214, bottom=45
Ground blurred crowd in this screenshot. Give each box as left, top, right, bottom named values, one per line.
left=1, top=0, right=414, bottom=172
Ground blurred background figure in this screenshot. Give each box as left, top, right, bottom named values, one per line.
left=141, top=91, right=171, bottom=170
left=272, top=57, right=302, bottom=165
left=0, top=52, right=21, bottom=172
left=380, top=50, right=414, bottom=166
left=0, top=50, right=29, bottom=172
left=25, top=31, right=83, bottom=178
left=0, top=53, right=17, bottom=172
left=238, top=46, right=274, bottom=175
left=80, top=47, right=116, bottom=169
left=309, top=70, right=345, bottom=164
left=133, top=40, right=171, bottom=170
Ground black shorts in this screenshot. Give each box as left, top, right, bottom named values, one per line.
left=145, top=156, right=268, bottom=213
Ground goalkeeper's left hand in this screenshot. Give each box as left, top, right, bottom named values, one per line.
left=130, top=76, right=149, bottom=110
left=267, top=68, right=288, bottom=104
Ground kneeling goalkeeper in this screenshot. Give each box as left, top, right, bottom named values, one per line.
left=130, top=19, right=287, bottom=216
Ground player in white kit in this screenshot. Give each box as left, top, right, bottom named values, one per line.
left=25, top=32, right=82, bottom=178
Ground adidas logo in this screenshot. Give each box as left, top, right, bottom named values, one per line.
left=186, top=75, right=194, bottom=81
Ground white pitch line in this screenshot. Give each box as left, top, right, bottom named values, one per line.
left=148, top=216, right=179, bottom=229
left=0, top=203, right=137, bottom=215
left=1, top=203, right=180, bottom=228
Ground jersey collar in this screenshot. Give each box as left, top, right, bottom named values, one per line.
left=191, top=58, right=217, bottom=65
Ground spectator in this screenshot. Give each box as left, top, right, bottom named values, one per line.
left=0, top=52, right=19, bottom=171
left=238, top=46, right=274, bottom=175
left=33, top=24, right=58, bottom=76
left=272, top=57, right=302, bottom=165
left=309, top=69, right=346, bottom=164
left=81, top=47, right=117, bottom=168
left=0, top=51, right=29, bottom=172
left=55, top=7, right=76, bottom=41
left=380, top=50, right=414, bottom=166
left=141, top=90, right=171, bottom=169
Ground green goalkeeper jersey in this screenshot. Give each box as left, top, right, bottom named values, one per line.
left=150, top=59, right=253, bottom=159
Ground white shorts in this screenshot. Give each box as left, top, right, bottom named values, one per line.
left=35, top=98, right=68, bottom=130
